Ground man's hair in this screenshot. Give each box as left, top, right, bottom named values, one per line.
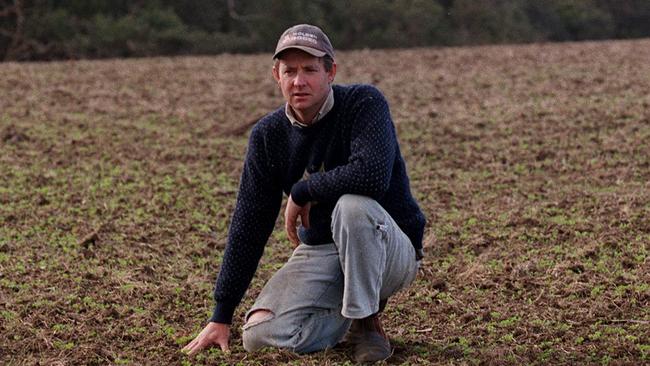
left=273, top=55, right=335, bottom=72
left=321, top=55, right=334, bottom=72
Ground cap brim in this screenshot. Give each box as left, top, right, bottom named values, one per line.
left=273, top=45, right=327, bottom=59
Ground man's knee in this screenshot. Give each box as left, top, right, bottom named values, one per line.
left=241, top=329, right=261, bottom=352
left=332, top=194, right=375, bottom=226
left=242, top=309, right=345, bottom=354
left=241, top=310, right=313, bottom=353
left=247, top=309, right=273, bottom=325
left=242, top=310, right=274, bottom=352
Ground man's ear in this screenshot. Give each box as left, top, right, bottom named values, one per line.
left=328, top=62, right=337, bottom=83
left=272, top=65, right=280, bottom=83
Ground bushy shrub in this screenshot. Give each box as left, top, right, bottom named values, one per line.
left=80, top=7, right=193, bottom=58
left=2, top=0, right=649, bottom=61
left=526, top=0, right=614, bottom=41
left=450, top=0, right=536, bottom=44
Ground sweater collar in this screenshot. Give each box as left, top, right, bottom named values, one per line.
left=285, top=87, right=334, bottom=128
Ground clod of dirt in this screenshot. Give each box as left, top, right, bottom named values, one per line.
left=442, top=346, right=465, bottom=359
left=480, top=310, right=493, bottom=322
left=83, top=272, right=101, bottom=281
left=78, top=230, right=99, bottom=247
left=568, top=264, right=585, bottom=274
left=469, top=236, right=493, bottom=255
left=103, top=307, right=121, bottom=319
left=36, top=195, right=50, bottom=206
left=506, top=217, right=540, bottom=228
left=431, top=279, right=448, bottom=291
left=535, top=149, right=556, bottom=161
left=140, top=265, right=156, bottom=277
left=461, top=312, right=477, bottom=323
left=582, top=248, right=599, bottom=260
left=1, top=124, right=30, bottom=143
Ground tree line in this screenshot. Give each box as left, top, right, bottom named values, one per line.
left=1, top=0, right=649, bottom=61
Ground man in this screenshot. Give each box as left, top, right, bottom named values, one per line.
left=183, top=24, right=425, bottom=362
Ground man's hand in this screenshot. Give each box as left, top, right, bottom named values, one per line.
left=182, top=322, right=230, bottom=356
left=285, top=195, right=310, bottom=247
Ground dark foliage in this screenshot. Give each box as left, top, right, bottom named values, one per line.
left=1, top=0, right=649, bottom=61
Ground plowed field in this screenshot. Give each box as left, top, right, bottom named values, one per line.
left=1, top=39, right=649, bottom=365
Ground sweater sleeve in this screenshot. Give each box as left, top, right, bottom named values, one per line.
left=210, top=124, right=282, bottom=324
left=293, top=89, right=396, bottom=204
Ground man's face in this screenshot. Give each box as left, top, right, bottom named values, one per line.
left=273, top=49, right=336, bottom=124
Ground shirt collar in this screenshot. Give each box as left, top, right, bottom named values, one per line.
left=285, top=87, right=334, bottom=128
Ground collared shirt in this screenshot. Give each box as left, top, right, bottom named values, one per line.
left=285, top=87, right=334, bottom=127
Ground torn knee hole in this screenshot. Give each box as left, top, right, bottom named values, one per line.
left=245, top=309, right=274, bottom=326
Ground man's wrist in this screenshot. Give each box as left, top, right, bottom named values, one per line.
left=290, top=180, right=311, bottom=206
left=210, top=302, right=236, bottom=324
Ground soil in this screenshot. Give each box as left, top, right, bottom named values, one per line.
left=1, top=38, right=649, bottom=365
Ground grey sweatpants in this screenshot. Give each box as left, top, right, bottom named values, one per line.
left=241, top=194, right=420, bottom=353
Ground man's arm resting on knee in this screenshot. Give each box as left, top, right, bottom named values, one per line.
left=182, top=322, right=231, bottom=355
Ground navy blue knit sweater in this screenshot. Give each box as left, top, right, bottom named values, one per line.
left=210, top=84, right=426, bottom=324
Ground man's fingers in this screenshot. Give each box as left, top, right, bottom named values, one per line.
left=181, top=340, right=194, bottom=352
left=286, top=196, right=310, bottom=246
left=285, top=198, right=300, bottom=246
left=187, top=344, right=198, bottom=356
left=185, top=339, right=201, bottom=355
left=286, top=221, right=299, bottom=246
left=183, top=322, right=230, bottom=357
left=300, top=204, right=310, bottom=229
left=188, top=338, right=210, bottom=356
left=191, top=341, right=207, bottom=356
left=219, top=340, right=230, bottom=353
left=182, top=337, right=199, bottom=353
left=182, top=332, right=210, bottom=356
left=288, top=225, right=299, bottom=246
left=181, top=340, right=191, bottom=351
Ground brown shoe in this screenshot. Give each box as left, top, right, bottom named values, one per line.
left=344, top=314, right=392, bottom=363
left=353, top=330, right=391, bottom=362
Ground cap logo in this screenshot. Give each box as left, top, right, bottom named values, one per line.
left=281, top=32, right=319, bottom=46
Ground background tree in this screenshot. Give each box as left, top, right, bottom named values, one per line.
left=1, top=0, right=649, bottom=61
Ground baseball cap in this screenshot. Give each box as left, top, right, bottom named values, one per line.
left=273, top=24, right=335, bottom=60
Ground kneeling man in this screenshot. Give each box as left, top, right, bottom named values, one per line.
left=183, top=24, right=425, bottom=363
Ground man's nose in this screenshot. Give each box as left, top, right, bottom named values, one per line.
left=293, top=72, right=307, bottom=87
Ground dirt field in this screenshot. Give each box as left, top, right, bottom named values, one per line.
left=1, top=38, right=649, bottom=365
